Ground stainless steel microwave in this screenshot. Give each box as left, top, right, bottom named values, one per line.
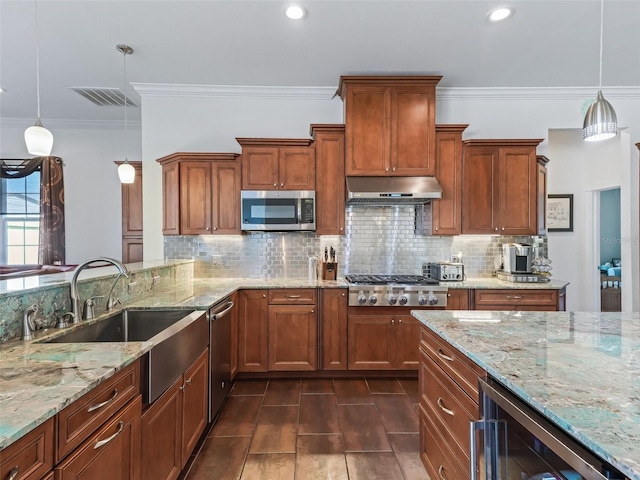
left=241, top=190, right=315, bottom=231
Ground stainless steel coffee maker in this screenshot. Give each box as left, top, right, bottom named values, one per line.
left=502, top=243, right=533, bottom=273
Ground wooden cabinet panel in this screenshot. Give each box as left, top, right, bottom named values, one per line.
left=54, top=395, right=141, bottom=480
left=474, top=289, right=560, bottom=311
left=311, top=124, right=345, bottom=235
left=348, top=314, right=395, bottom=370
left=445, top=289, right=470, bottom=310
left=462, top=145, right=498, bottom=234
left=279, top=147, right=315, bottom=190
left=141, top=377, right=182, bottom=480
left=419, top=407, right=470, bottom=480
left=537, top=156, right=549, bottom=235
left=181, top=349, right=208, bottom=467
left=212, top=160, right=241, bottom=233
left=241, top=147, right=279, bottom=190
left=230, top=291, right=239, bottom=380
left=120, top=162, right=143, bottom=236
left=237, top=290, right=269, bottom=372
left=122, top=237, right=143, bottom=264
left=432, top=125, right=467, bottom=235
left=161, top=161, right=180, bottom=235
left=320, top=289, right=348, bottom=370
left=268, top=289, right=316, bottom=305
left=394, top=314, right=420, bottom=370
left=268, top=305, right=317, bottom=371
left=0, top=418, right=53, bottom=480
left=498, top=147, right=537, bottom=235
left=56, top=362, right=140, bottom=463
left=179, top=161, right=212, bottom=235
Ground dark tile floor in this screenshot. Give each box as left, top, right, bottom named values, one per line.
left=183, top=378, right=430, bottom=480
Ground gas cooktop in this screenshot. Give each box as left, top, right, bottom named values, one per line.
left=345, top=274, right=440, bottom=286
left=345, top=274, right=447, bottom=307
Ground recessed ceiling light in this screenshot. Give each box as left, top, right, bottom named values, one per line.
left=488, top=7, right=513, bottom=22
left=284, top=4, right=306, bottom=20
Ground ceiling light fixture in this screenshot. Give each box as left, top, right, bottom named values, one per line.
left=583, top=0, right=617, bottom=141
left=285, top=5, right=306, bottom=20
left=24, top=0, right=53, bottom=157
left=488, top=7, right=513, bottom=22
left=116, top=44, right=135, bottom=184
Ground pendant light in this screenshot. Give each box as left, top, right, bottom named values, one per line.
left=24, top=0, right=53, bottom=156
left=116, top=44, right=135, bottom=184
left=583, top=0, right=617, bottom=141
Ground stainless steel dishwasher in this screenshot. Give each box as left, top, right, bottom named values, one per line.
left=208, top=296, right=235, bottom=422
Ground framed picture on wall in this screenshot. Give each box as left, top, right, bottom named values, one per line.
left=547, top=194, right=573, bottom=232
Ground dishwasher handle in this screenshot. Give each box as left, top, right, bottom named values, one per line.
left=210, top=301, right=234, bottom=320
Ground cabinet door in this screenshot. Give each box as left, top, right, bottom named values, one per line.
left=121, top=162, right=143, bottom=237
left=537, top=157, right=548, bottom=235
left=0, top=418, right=53, bottom=480
left=181, top=349, right=208, bottom=467
left=395, top=314, right=420, bottom=370
left=462, top=146, right=499, bottom=234
left=321, top=289, right=348, bottom=370
left=141, top=377, right=182, bottom=480
left=241, top=147, right=279, bottom=189
left=498, top=146, right=537, bottom=235
left=279, top=147, right=315, bottom=190
left=347, top=315, right=394, bottom=370
left=268, top=305, right=317, bottom=371
left=179, top=161, right=212, bottom=235
left=313, top=126, right=346, bottom=235
left=122, top=237, right=143, bottom=264
left=445, top=289, right=470, bottom=310
left=54, top=396, right=141, bottom=480
left=230, top=291, right=238, bottom=380
left=211, top=160, right=241, bottom=233
left=389, top=85, right=436, bottom=175
left=344, top=84, right=389, bottom=175
left=161, top=162, right=180, bottom=235
left=432, top=126, right=466, bottom=235
left=237, top=290, right=269, bottom=372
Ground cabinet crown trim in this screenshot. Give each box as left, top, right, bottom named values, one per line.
left=337, top=75, right=443, bottom=98
left=156, top=152, right=239, bottom=165
left=309, top=124, right=345, bottom=138
left=462, top=139, right=544, bottom=147
left=236, top=137, right=313, bottom=147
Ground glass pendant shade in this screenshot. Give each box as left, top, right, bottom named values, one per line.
left=118, top=160, right=135, bottom=184
left=25, top=118, right=54, bottom=156
left=582, top=90, right=617, bottom=141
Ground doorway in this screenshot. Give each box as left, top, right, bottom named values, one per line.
left=598, top=188, right=622, bottom=312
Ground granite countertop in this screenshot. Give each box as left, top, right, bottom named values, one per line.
left=411, top=310, right=640, bottom=480
left=442, top=277, right=569, bottom=290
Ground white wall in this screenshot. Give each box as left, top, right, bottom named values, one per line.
left=0, top=120, right=142, bottom=264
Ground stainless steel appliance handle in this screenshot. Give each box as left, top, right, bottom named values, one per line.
left=211, top=301, right=234, bottom=320
left=297, top=200, right=302, bottom=224
left=469, top=420, right=484, bottom=480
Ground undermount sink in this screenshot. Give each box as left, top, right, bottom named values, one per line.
left=42, top=309, right=195, bottom=343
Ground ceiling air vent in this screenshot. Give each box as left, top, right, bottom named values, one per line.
left=69, top=87, right=137, bottom=107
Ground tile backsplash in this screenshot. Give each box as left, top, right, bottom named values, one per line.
left=165, top=205, right=547, bottom=279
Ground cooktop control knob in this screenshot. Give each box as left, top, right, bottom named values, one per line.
left=368, top=295, right=378, bottom=305
left=428, top=294, right=439, bottom=306
left=357, top=294, right=367, bottom=305
left=418, top=295, right=428, bottom=306
left=387, top=295, right=397, bottom=305
left=399, top=295, right=408, bottom=305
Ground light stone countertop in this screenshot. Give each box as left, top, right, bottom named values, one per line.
left=411, top=310, right=640, bottom=480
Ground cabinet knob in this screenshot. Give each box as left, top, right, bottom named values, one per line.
left=273, top=183, right=277, bottom=187
left=280, top=183, right=284, bottom=187
left=341, top=293, right=345, bottom=297
left=495, top=227, right=498, bottom=231
left=398, top=319, right=402, bottom=324
left=340, top=227, right=343, bottom=231
left=435, top=227, right=439, bottom=231
left=214, top=227, right=218, bottom=231
left=391, top=319, right=395, bottom=324
left=310, top=310, right=314, bottom=313
left=262, top=294, right=266, bottom=298
left=206, top=227, right=210, bottom=231
left=501, top=227, right=505, bottom=231
left=385, top=167, right=389, bottom=172
left=392, top=167, right=396, bottom=172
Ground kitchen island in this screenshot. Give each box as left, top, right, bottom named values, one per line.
left=411, top=309, right=640, bottom=480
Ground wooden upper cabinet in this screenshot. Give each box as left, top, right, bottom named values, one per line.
left=338, top=76, right=441, bottom=176
left=537, top=155, right=549, bottom=236
left=432, top=125, right=468, bottom=235
left=157, top=152, right=241, bottom=235
left=461, top=139, right=543, bottom=235
left=237, top=138, right=315, bottom=190
left=119, top=162, right=143, bottom=236
left=311, top=124, right=346, bottom=235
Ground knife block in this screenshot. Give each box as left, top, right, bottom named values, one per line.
left=322, top=262, right=338, bottom=280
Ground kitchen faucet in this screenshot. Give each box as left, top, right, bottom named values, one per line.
left=70, top=257, right=129, bottom=323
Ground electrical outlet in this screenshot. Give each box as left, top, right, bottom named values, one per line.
left=211, top=255, right=223, bottom=266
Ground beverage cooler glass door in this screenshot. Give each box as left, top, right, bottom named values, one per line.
left=470, top=378, right=625, bottom=480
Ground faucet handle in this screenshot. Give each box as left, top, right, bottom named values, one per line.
left=56, top=312, right=75, bottom=328
left=107, top=296, right=122, bottom=310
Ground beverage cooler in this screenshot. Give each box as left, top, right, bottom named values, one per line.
left=471, top=378, right=626, bottom=480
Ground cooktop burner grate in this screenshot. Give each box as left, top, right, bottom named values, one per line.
left=345, top=274, right=440, bottom=285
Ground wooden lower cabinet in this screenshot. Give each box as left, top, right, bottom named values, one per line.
left=237, top=289, right=269, bottom=372
left=268, top=304, right=317, bottom=371
left=473, top=288, right=566, bottom=311
left=180, top=349, right=209, bottom=465
left=445, top=289, right=470, bottom=310
left=320, top=289, right=348, bottom=370
left=54, top=395, right=141, bottom=480
left=0, top=418, right=53, bottom=480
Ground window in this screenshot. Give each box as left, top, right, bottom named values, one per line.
left=0, top=169, right=41, bottom=265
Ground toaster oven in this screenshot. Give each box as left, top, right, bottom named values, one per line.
left=424, top=262, right=465, bottom=281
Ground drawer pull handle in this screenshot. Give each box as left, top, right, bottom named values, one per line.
left=505, top=295, right=523, bottom=299
left=437, top=397, right=455, bottom=416
left=8, top=466, right=19, bottom=480
left=437, top=348, right=454, bottom=362
left=94, top=421, right=124, bottom=449
left=284, top=295, right=301, bottom=298
left=438, top=465, right=447, bottom=480
left=87, top=388, right=118, bottom=413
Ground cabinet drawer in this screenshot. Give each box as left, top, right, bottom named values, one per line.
left=268, top=289, right=317, bottom=305
left=419, top=348, right=478, bottom=459
left=0, top=418, right=53, bottom=480
left=474, top=289, right=558, bottom=307
left=420, top=326, right=484, bottom=401
left=56, top=361, right=140, bottom=462
left=419, top=407, right=469, bottom=480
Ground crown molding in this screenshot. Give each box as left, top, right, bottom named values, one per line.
left=131, top=83, right=337, bottom=100
left=435, top=86, right=640, bottom=100
left=1, top=118, right=142, bottom=129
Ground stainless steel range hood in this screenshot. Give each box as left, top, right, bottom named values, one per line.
left=345, top=176, right=443, bottom=205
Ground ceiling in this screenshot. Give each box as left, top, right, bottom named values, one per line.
left=1, top=0, right=639, bottom=123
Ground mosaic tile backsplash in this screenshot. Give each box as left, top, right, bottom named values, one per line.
left=165, top=205, right=547, bottom=279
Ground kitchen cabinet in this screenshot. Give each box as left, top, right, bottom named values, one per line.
left=445, top=289, right=470, bottom=310
left=54, top=395, right=141, bottom=480
left=237, top=138, right=315, bottom=190
left=237, top=289, right=269, bottom=372
left=268, top=289, right=317, bottom=371
left=140, top=348, right=208, bottom=480
left=419, top=326, right=486, bottom=480
left=311, top=124, right=346, bottom=235
left=537, top=155, right=549, bottom=235
left=0, top=417, right=53, bottom=480
left=473, top=287, right=566, bottom=311
left=338, top=76, right=441, bottom=176
left=320, top=288, right=348, bottom=370
left=157, top=152, right=241, bottom=235
left=347, top=307, right=420, bottom=370
left=117, top=161, right=143, bottom=263
left=461, top=139, right=544, bottom=235
left=432, top=125, right=467, bottom=235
